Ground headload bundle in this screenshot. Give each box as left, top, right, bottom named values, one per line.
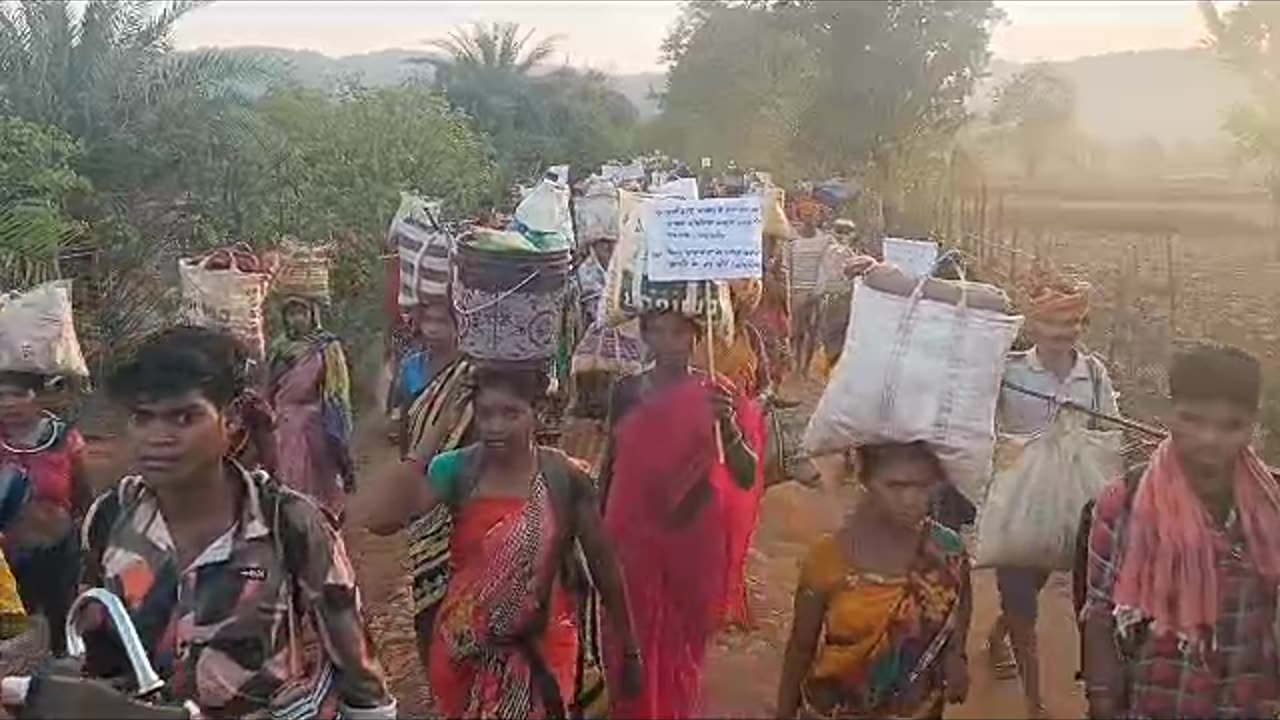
left=454, top=177, right=576, bottom=364
left=388, top=193, right=452, bottom=309
left=178, top=245, right=273, bottom=359
left=271, top=237, right=332, bottom=303
left=574, top=178, right=620, bottom=243
left=0, top=280, right=89, bottom=378
left=803, top=263, right=1023, bottom=501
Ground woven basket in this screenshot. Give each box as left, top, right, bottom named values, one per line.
left=274, top=241, right=332, bottom=303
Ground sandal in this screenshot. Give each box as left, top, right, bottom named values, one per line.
left=985, top=637, right=1018, bottom=680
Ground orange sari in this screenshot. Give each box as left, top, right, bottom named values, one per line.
left=428, top=480, right=578, bottom=718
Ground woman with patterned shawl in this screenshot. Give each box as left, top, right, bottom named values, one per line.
left=269, top=297, right=354, bottom=523
left=777, top=443, right=972, bottom=720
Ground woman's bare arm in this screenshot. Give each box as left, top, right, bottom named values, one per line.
left=776, top=584, right=826, bottom=718
left=354, top=457, right=441, bottom=536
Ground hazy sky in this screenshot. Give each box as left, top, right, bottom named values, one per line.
left=171, top=0, right=1214, bottom=74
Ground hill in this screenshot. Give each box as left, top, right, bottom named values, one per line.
left=200, top=46, right=1247, bottom=145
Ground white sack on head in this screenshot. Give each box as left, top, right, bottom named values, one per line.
left=0, top=280, right=89, bottom=378
left=803, top=276, right=1022, bottom=502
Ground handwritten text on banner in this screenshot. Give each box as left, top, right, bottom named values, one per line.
left=646, top=197, right=763, bottom=281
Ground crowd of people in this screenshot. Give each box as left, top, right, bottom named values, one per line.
left=0, top=164, right=1278, bottom=720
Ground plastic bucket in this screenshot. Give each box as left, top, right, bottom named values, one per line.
left=455, top=242, right=572, bottom=363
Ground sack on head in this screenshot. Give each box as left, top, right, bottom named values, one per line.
left=0, top=280, right=89, bottom=378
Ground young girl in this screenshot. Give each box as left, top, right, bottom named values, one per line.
left=777, top=442, right=972, bottom=720
left=0, top=371, right=90, bottom=657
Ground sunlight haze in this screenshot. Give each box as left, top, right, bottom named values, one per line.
left=171, top=0, right=1215, bottom=73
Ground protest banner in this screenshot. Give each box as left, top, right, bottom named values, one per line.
left=646, top=196, right=763, bottom=282
left=882, top=237, right=940, bottom=279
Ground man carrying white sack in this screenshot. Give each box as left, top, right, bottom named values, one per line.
left=985, top=272, right=1119, bottom=719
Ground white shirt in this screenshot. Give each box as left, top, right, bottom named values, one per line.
left=998, top=347, right=1119, bottom=435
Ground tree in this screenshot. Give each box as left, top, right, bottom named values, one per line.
left=990, top=63, right=1077, bottom=179
left=423, top=22, right=636, bottom=186
left=655, top=1, right=1001, bottom=228
left=1201, top=1, right=1280, bottom=215
left=0, top=1, right=270, bottom=194
left=429, top=21, right=561, bottom=76
left=0, top=117, right=89, bottom=288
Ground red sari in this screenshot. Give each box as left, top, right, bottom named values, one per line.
left=603, top=374, right=757, bottom=719
left=428, top=480, right=578, bottom=718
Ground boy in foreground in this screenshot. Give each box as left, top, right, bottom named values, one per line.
left=1081, top=343, right=1280, bottom=719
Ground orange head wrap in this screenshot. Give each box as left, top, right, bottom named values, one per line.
left=1024, top=271, right=1091, bottom=324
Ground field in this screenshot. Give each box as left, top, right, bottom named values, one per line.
left=948, top=177, right=1280, bottom=456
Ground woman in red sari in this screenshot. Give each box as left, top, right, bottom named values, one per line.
left=365, top=365, right=642, bottom=718
left=693, top=281, right=769, bottom=628
left=601, top=310, right=761, bottom=719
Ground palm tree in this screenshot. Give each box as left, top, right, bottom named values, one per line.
left=0, top=0, right=270, bottom=366
left=427, top=21, right=562, bottom=77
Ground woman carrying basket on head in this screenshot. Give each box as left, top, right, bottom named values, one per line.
left=269, top=297, right=355, bottom=524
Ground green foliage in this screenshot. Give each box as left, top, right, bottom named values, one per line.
left=0, top=116, right=88, bottom=288
left=426, top=22, right=638, bottom=186
left=655, top=0, right=1000, bottom=228
left=990, top=63, right=1077, bottom=179
left=1202, top=0, right=1280, bottom=204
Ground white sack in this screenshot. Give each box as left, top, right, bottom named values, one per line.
left=515, top=177, right=575, bottom=246
left=974, top=414, right=1122, bottom=570
left=803, top=279, right=1023, bottom=501
left=0, top=281, right=88, bottom=378
left=575, top=186, right=620, bottom=242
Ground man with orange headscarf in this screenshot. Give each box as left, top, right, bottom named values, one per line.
left=986, top=272, right=1119, bottom=719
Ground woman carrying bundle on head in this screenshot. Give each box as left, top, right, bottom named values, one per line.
left=0, top=370, right=90, bottom=657
left=364, top=364, right=643, bottom=718
left=599, top=309, right=762, bottom=719
left=776, top=442, right=972, bottom=720
left=269, top=297, right=355, bottom=524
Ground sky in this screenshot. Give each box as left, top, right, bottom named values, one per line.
left=170, top=0, right=1216, bottom=75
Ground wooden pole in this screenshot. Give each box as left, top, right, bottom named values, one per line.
left=705, top=281, right=725, bottom=463
left=1164, top=234, right=1178, bottom=343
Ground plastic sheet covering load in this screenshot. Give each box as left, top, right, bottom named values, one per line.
left=803, top=264, right=1022, bottom=502
left=512, top=177, right=574, bottom=252
left=0, top=281, right=89, bottom=378
left=272, top=238, right=332, bottom=303
left=601, top=190, right=734, bottom=336
left=761, top=185, right=792, bottom=238
left=178, top=246, right=272, bottom=359
left=389, top=193, right=452, bottom=308
left=975, top=413, right=1122, bottom=569
left=575, top=181, right=621, bottom=243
